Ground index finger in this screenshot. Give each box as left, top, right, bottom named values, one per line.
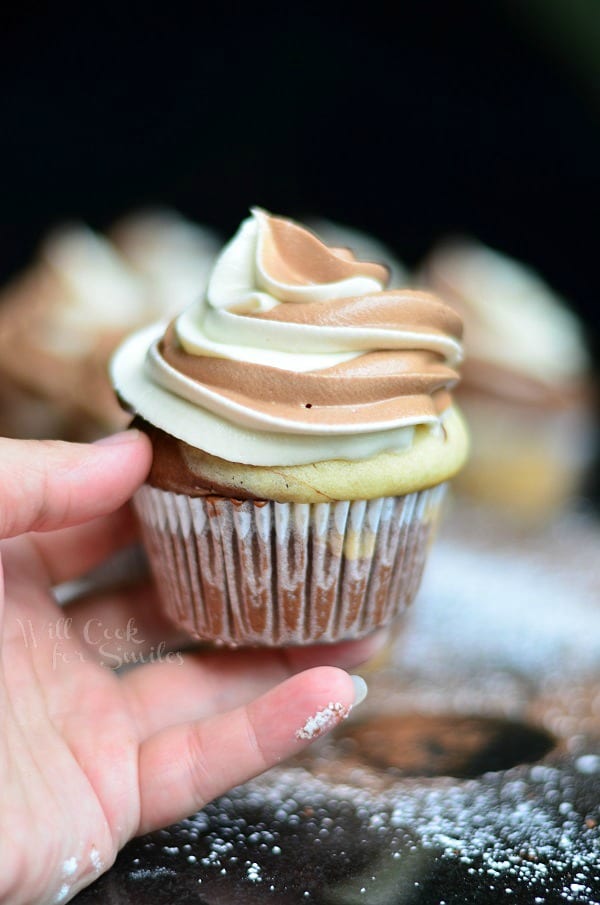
left=0, top=430, right=151, bottom=539
left=137, top=666, right=364, bottom=834
left=121, top=631, right=387, bottom=739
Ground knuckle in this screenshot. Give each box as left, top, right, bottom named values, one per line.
left=243, top=710, right=269, bottom=773
left=183, top=724, right=214, bottom=808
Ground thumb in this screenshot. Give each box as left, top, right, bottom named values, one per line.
left=0, top=430, right=152, bottom=539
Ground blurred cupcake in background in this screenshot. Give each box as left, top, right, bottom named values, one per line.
left=306, top=217, right=407, bottom=288
left=0, top=210, right=221, bottom=441
left=109, top=208, right=221, bottom=317
left=420, top=238, right=596, bottom=522
left=0, top=224, right=148, bottom=439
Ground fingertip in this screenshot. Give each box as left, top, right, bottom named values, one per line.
left=296, top=665, right=368, bottom=711
left=0, top=430, right=153, bottom=537
left=90, top=428, right=152, bottom=480
left=93, top=428, right=152, bottom=462
left=293, top=664, right=357, bottom=703
left=93, top=428, right=149, bottom=448
left=252, top=665, right=366, bottom=753
left=290, top=667, right=367, bottom=744
left=137, top=664, right=368, bottom=833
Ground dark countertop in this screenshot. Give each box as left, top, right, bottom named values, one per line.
left=74, top=503, right=600, bottom=904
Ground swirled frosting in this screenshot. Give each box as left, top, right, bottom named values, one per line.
left=112, top=209, right=464, bottom=466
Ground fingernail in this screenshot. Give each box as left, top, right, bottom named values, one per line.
left=94, top=429, right=142, bottom=446
left=350, top=675, right=368, bottom=708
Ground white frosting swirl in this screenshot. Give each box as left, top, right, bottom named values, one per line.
left=113, top=321, right=418, bottom=464
left=157, top=209, right=461, bottom=371
left=111, top=210, right=462, bottom=466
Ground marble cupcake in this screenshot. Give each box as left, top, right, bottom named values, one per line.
left=0, top=211, right=221, bottom=441
left=0, top=225, right=149, bottom=439
left=109, top=208, right=221, bottom=317
left=111, top=209, right=468, bottom=647
left=421, top=239, right=595, bottom=521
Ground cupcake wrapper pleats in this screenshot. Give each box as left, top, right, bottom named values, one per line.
left=134, top=484, right=446, bottom=647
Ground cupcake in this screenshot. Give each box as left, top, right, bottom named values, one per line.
left=420, top=238, right=595, bottom=521
left=0, top=224, right=149, bottom=439
left=111, top=209, right=468, bottom=646
left=0, top=212, right=220, bottom=441
left=109, top=208, right=221, bottom=317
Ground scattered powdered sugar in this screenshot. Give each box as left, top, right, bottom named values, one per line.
left=295, top=702, right=349, bottom=740
left=162, top=845, right=180, bottom=856
left=62, top=857, right=78, bottom=877
left=406, top=534, right=600, bottom=683
left=53, top=884, right=70, bottom=904
left=90, top=846, right=103, bottom=872
left=95, top=510, right=600, bottom=903
left=242, top=764, right=600, bottom=901
left=117, top=758, right=600, bottom=902
left=129, top=866, right=177, bottom=880
left=53, top=857, right=78, bottom=903
left=576, top=755, right=600, bottom=775
left=246, top=861, right=262, bottom=882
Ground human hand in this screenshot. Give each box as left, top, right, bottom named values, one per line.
left=0, top=430, right=377, bottom=904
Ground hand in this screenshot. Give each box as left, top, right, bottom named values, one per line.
left=0, top=430, right=377, bottom=904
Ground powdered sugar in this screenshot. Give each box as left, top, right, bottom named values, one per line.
left=403, top=526, right=600, bottom=683
left=53, top=884, right=70, bottom=904
left=129, top=867, right=177, bottom=880
left=116, top=756, right=600, bottom=903
left=80, top=507, right=600, bottom=903
left=53, top=856, right=78, bottom=903
left=89, top=846, right=103, bottom=873
left=62, top=857, right=78, bottom=877
left=576, top=755, right=600, bottom=775
left=246, top=861, right=262, bottom=882
left=295, top=702, right=349, bottom=740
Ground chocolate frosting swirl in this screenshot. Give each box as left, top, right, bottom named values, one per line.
left=112, top=210, right=464, bottom=465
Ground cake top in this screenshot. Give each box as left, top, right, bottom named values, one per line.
left=111, top=209, right=465, bottom=467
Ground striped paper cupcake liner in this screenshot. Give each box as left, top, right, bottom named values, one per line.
left=134, top=483, right=446, bottom=647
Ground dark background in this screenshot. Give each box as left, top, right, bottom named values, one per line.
left=1, top=0, right=599, bottom=350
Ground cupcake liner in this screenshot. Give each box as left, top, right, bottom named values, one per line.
left=134, top=483, right=447, bottom=647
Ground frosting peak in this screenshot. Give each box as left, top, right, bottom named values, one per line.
left=112, top=210, right=464, bottom=466
left=206, top=208, right=388, bottom=315
left=255, top=208, right=389, bottom=298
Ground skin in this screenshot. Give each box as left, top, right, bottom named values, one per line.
left=0, top=430, right=381, bottom=903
